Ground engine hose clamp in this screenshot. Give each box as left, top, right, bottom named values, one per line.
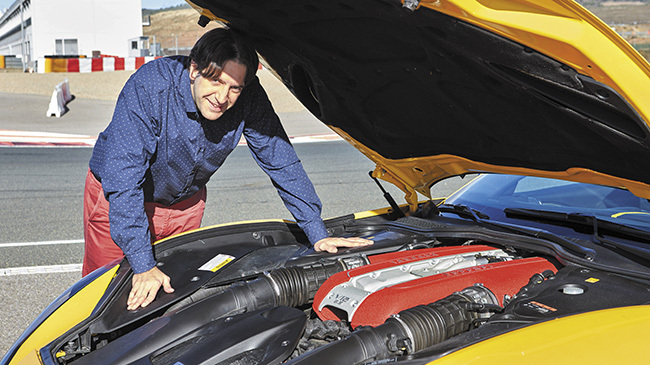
left=388, top=314, right=416, bottom=354
left=263, top=271, right=282, bottom=299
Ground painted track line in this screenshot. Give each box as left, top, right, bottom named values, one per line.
left=0, top=240, right=84, bottom=276
left=1, top=264, right=82, bottom=276
left=0, top=239, right=84, bottom=248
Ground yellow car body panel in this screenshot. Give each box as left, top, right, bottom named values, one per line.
left=12, top=350, right=39, bottom=365
left=8, top=266, right=119, bottom=365
left=430, top=305, right=650, bottom=364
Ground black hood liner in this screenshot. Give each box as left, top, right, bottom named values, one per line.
left=195, top=0, right=650, bottom=184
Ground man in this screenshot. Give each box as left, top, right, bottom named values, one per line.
left=83, top=28, right=372, bottom=311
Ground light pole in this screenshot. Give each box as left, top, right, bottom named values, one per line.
left=20, top=0, right=26, bottom=72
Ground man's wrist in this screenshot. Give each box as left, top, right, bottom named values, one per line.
left=127, top=250, right=157, bottom=274
left=303, top=220, right=329, bottom=246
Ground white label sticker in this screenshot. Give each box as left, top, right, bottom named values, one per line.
left=199, top=254, right=235, bottom=272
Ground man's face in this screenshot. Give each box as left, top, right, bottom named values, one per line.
left=189, top=60, right=247, bottom=121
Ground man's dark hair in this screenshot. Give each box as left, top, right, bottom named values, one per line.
left=189, top=27, right=259, bottom=85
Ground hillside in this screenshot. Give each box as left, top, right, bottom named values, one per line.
left=585, top=3, right=650, bottom=24
left=142, top=8, right=221, bottom=55
left=583, top=2, right=650, bottom=58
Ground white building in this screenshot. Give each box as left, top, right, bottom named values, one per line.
left=0, top=0, right=143, bottom=69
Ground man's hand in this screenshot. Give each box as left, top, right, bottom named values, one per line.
left=313, top=237, right=373, bottom=253
left=127, top=266, right=174, bottom=311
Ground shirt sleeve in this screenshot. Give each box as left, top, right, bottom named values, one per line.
left=91, top=75, right=160, bottom=274
left=242, top=79, right=329, bottom=245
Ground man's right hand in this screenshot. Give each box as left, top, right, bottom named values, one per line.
left=127, top=266, right=174, bottom=311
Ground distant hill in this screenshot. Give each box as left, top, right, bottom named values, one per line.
left=142, top=7, right=221, bottom=56
left=581, top=1, right=650, bottom=24
left=580, top=1, right=650, bottom=60
left=142, top=4, right=191, bottom=17
left=577, top=0, right=648, bottom=6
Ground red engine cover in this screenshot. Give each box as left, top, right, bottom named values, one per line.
left=313, top=245, right=555, bottom=328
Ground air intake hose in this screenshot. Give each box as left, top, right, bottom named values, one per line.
left=205, top=259, right=346, bottom=315
left=287, top=284, right=499, bottom=365
left=165, top=259, right=346, bottom=314
left=266, top=260, right=345, bottom=307
left=75, top=260, right=347, bottom=365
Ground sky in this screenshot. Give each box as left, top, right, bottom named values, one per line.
left=0, top=0, right=186, bottom=12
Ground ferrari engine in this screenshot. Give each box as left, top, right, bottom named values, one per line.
left=47, top=242, right=650, bottom=365
left=286, top=244, right=650, bottom=364
left=313, top=245, right=555, bottom=328
left=287, top=245, right=556, bottom=363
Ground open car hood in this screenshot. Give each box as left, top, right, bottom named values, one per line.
left=189, top=0, right=650, bottom=210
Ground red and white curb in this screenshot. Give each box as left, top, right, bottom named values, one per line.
left=0, top=130, right=341, bottom=147
left=0, top=130, right=96, bottom=147
left=238, top=133, right=342, bottom=146
left=287, top=133, right=343, bottom=144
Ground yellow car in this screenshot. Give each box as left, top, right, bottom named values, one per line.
left=4, top=0, right=650, bottom=364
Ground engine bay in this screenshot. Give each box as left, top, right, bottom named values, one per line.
left=46, top=215, right=650, bottom=365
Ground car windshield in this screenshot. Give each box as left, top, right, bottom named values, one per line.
left=444, top=174, right=650, bottom=232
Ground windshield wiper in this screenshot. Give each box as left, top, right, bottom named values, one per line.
left=504, top=208, right=650, bottom=261
left=438, top=203, right=490, bottom=220
left=440, top=204, right=596, bottom=260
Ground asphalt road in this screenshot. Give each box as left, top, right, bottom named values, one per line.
left=0, top=142, right=470, bottom=358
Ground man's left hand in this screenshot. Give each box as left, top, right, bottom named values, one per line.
left=127, top=266, right=174, bottom=311
left=313, top=237, right=373, bottom=253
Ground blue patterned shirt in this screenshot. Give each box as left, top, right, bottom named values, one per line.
left=89, top=56, right=328, bottom=273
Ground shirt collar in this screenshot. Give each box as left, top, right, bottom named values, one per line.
left=179, top=65, right=199, bottom=119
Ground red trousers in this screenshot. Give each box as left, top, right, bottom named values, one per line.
left=82, top=170, right=206, bottom=276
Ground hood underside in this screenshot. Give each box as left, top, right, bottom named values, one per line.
left=188, top=0, right=650, bottom=206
